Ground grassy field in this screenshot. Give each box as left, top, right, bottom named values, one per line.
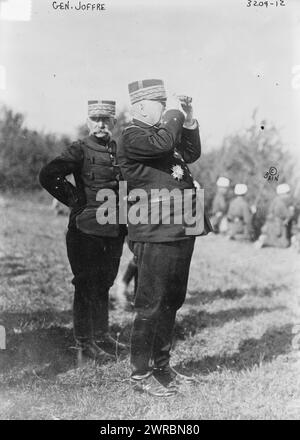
left=0, top=192, right=300, bottom=420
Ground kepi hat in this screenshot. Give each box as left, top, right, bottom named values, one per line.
left=234, top=184, right=248, bottom=196
left=216, top=176, right=230, bottom=188
left=128, top=79, right=167, bottom=105
left=88, top=100, right=116, bottom=118
left=276, top=183, right=290, bottom=195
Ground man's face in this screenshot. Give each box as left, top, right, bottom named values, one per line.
left=142, top=99, right=166, bottom=125
left=219, top=187, right=228, bottom=195
left=87, top=116, right=115, bottom=139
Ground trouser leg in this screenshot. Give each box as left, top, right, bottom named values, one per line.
left=152, top=239, right=195, bottom=369
left=66, top=229, right=94, bottom=343
left=129, top=242, right=160, bottom=377
left=129, top=239, right=195, bottom=377
left=151, top=306, right=177, bottom=369
left=66, top=229, right=124, bottom=343
left=93, top=235, right=124, bottom=339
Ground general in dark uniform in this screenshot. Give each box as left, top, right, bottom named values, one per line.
left=118, top=79, right=212, bottom=397
left=39, top=100, right=127, bottom=362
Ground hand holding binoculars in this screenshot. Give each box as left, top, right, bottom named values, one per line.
left=177, top=95, right=193, bottom=105
left=166, top=94, right=193, bottom=117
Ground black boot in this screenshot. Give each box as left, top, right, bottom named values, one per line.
left=75, top=340, right=114, bottom=366
left=131, top=373, right=178, bottom=397
left=95, top=333, right=128, bottom=357
left=153, top=365, right=199, bottom=387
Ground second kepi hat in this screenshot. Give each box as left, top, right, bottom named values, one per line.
left=128, top=79, right=167, bottom=105
left=216, top=176, right=230, bottom=188
left=88, top=100, right=116, bottom=118
left=234, top=184, right=248, bottom=196
left=276, top=183, right=290, bottom=195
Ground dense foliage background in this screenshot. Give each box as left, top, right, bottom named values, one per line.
left=0, top=105, right=297, bottom=222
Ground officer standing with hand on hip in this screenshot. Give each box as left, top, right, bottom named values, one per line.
left=118, top=79, right=212, bottom=397
left=39, top=100, right=127, bottom=363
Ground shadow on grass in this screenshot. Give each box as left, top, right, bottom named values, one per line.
left=112, top=304, right=284, bottom=346
left=176, top=324, right=294, bottom=375
left=0, top=326, right=76, bottom=381
left=185, top=285, right=283, bottom=306
left=0, top=309, right=124, bottom=382
left=0, top=311, right=75, bottom=381
left=0, top=303, right=287, bottom=381
left=174, top=306, right=285, bottom=340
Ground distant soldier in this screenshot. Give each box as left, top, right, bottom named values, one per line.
left=211, top=176, right=230, bottom=234
left=255, top=183, right=294, bottom=249
left=39, top=99, right=127, bottom=363
left=291, top=213, right=300, bottom=252
left=227, top=184, right=253, bottom=241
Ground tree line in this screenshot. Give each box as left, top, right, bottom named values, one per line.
left=0, top=106, right=296, bottom=220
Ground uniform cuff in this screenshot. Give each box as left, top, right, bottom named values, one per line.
left=183, top=119, right=198, bottom=130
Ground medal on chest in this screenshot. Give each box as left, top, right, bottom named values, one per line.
left=171, top=164, right=184, bottom=181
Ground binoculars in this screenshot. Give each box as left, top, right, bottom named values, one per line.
left=177, top=95, right=193, bottom=105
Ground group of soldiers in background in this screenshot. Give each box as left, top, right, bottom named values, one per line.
left=115, top=176, right=300, bottom=309
left=210, top=176, right=298, bottom=250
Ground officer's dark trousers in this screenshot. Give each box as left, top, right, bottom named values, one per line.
left=66, top=228, right=124, bottom=343
left=129, top=238, right=195, bottom=377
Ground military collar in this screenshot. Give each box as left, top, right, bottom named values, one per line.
left=89, top=134, right=110, bottom=146
left=84, top=135, right=116, bottom=153
left=132, top=118, right=160, bottom=129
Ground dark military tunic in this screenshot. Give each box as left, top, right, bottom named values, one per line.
left=227, top=196, right=252, bottom=240
left=39, top=135, right=125, bottom=343
left=118, top=110, right=211, bottom=377
left=118, top=111, right=212, bottom=241
left=212, top=192, right=227, bottom=215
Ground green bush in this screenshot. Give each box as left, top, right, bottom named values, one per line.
left=0, top=106, right=70, bottom=190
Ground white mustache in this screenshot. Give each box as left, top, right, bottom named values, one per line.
left=94, top=128, right=112, bottom=138
left=87, top=120, right=112, bottom=137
